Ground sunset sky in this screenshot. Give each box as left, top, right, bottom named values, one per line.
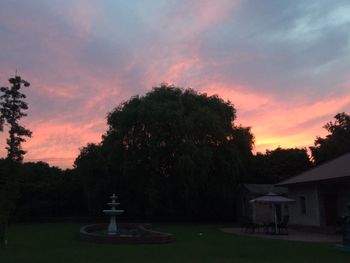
left=1, top=0, right=349, bottom=168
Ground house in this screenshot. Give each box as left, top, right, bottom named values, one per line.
left=237, top=184, right=288, bottom=223
left=277, top=153, right=350, bottom=227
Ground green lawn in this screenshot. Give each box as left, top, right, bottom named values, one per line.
left=0, top=223, right=349, bottom=263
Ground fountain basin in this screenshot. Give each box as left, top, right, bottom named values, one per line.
left=107, top=202, right=120, bottom=206
left=79, top=223, right=175, bottom=244
left=102, top=209, right=124, bottom=215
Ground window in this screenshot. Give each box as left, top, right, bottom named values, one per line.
left=299, top=196, right=306, bottom=215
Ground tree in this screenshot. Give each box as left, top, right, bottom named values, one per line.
left=0, top=75, right=32, bottom=162
left=0, top=75, right=31, bottom=247
left=0, top=159, right=18, bottom=247
left=74, top=143, right=111, bottom=216
left=75, top=84, right=254, bottom=220
left=310, top=112, right=350, bottom=164
left=6, top=162, right=83, bottom=219
left=251, top=147, right=312, bottom=183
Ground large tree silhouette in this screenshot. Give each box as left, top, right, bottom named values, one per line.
left=251, top=147, right=312, bottom=183
left=75, top=84, right=254, bottom=219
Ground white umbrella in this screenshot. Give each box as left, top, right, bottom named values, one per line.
left=249, top=192, right=295, bottom=234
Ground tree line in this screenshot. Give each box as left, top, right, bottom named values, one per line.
left=1, top=77, right=350, bottom=232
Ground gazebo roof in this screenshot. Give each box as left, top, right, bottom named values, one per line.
left=243, top=184, right=288, bottom=195
left=249, top=192, right=295, bottom=204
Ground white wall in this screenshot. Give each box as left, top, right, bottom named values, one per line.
left=288, top=185, right=321, bottom=226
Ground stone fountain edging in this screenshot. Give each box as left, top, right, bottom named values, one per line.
left=79, top=223, right=175, bottom=244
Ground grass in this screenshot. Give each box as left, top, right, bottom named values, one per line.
left=0, top=223, right=349, bottom=263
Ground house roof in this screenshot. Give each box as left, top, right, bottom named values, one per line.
left=276, top=152, right=350, bottom=186
left=243, top=184, right=288, bottom=195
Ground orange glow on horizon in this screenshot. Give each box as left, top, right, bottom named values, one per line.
left=0, top=79, right=347, bottom=169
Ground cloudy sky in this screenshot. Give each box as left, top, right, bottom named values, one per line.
left=1, top=0, right=349, bottom=168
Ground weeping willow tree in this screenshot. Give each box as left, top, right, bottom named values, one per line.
left=75, top=84, right=254, bottom=220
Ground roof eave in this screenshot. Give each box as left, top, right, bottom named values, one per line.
left=276, top=175, right=350, bottom=187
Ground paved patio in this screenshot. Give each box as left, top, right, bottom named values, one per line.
left=221, top=227, right=342, bottom=242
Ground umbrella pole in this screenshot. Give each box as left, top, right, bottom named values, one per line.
left=274, top=205, right=278, bottom=234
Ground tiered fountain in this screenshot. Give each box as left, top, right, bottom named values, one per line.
left=79, top=193, right=174, bottom=244
left=102, top=194, right=124, bottom=235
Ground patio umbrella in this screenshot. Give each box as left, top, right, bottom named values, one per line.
left=249, top=192, right=295, bottom=234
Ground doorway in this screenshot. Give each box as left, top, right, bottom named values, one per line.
left=323, top=194, right=338, bottom=226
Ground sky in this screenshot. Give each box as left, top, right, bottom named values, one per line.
left=0, top=0, right=349, bottom=168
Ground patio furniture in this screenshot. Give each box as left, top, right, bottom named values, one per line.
left=278, top=215, right=289, bottom=234
left=264, top=216, right=290, bottom=234
left=262, top=222, right=274, bottom=234
left=249, top=192, right=295, bottom=234
left=240, top=216, right=260, bottom=233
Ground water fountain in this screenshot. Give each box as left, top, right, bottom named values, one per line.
left=79, top=193, right=174, bottom=244
left=102, top=194, right=124, bottom=235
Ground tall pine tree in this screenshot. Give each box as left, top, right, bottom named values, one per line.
left=0, top=74, right=31, bottom=247
left=0, top=75, right=32, bottom=162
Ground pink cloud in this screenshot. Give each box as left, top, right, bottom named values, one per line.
left=164, top=0, right=239, bottom=38
left=1, top=1, right=349, bottom=169
left=23, top=120, right=105, bottom=168
left=67, top=1, right=102, bottom=38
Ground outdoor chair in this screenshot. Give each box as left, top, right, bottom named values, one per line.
left=262, top=222, right=273, bottom=234
left=278, top=215, right=289, bottom=234
left=240, top=216, right=260, bottom=233
left=265, top=216, right=289, bottom=235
